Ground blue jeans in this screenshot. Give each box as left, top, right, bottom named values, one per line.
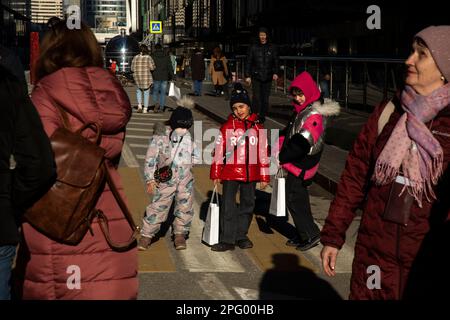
left=152, top=80, right=168, bottom=111
left=193, top=80, right=203, bottom=95
left=136, top=87, right=150, bottom=108
left=0, top=245, right=16, bottom=300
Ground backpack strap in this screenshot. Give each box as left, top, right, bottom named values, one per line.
left=377, top=100, right=395, bottom=136
left=96, top=163, right=139, bottom=252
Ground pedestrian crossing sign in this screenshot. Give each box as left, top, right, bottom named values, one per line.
left=150, top=21, right=162, bottom=34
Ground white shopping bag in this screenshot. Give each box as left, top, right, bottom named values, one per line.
left=202, top=186, right=220, bottom=245
left=269, top=170, right=286, bottom=217
left=168, top=81, right=181, bottom=100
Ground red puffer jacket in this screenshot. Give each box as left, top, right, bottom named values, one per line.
left=210, top=113, right=270, bottom=182
left=321, top=95, right=450, bottom=300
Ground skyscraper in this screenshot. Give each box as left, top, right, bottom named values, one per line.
left=83, top=0, right=127, bottom=31
left=30, top=0, right=63, bottom=23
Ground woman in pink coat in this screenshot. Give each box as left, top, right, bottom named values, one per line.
left=14, top=19, right=138, bottom=300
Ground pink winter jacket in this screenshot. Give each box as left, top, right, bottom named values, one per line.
left=15, top=67, right=138, bottom=300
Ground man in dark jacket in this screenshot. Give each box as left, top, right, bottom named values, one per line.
left=245, top=27, right=279, bottom=123
left=151, top=44, right=174, bottom=112
left=0, top=66, right=56, bottom=300
left=190, top=48, right=205, bottom=96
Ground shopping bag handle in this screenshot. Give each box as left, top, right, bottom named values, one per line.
left=210, top=185, right=219, bottom=206
left=276, top=167, right=286, bottom=178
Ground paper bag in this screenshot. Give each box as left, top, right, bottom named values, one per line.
left=202, top=187, right=220, bottom=245
left=168, top=82, right=181, bottom=100
left=269, top=170, right=286, bottom=217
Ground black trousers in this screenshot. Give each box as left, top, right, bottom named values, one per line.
left=251, top=79, right=272, bottom=119
left=220, top=181, right=256, bottom=244
left=286, top=173, right=320, bottom=242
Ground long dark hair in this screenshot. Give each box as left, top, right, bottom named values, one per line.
left=35, top=19, right=103, bottom=81
left=212, top=47, right=223, bottom=59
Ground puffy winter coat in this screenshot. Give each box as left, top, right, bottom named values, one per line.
left=245, top=42, right=279, bottom=82
left=15, top=67, right=138, bottom=300
left=210, top=113, right=270, bottom=183
left=144, top=123, right=201, bottom=184
left=321, top=95, right=450, bottom=299
left=279, top=72, right=340, bottom=181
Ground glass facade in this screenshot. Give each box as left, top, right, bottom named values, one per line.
left=0, top=0, right=31, bottom=65
left=83, top=0, right=127, bottom=32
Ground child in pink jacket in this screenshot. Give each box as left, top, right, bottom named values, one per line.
left=277, top=71, right=340, bottom=251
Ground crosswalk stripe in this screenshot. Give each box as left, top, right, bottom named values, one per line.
left=126, top=135, right=150, bottom=139
left=129, top=143, right=149, bottom=148
left=136, top=155, right=146, bottom=160
left=128, top=122, right=156, bottom=126
left=176, top=198, right=245, bottom=273
left=121, top=142, right=140, bottom=168
left=127, top=127, right=154, bottom=132
left=233, top=287, right=259, bottom=300
left=131, top=113, right=169, bottom=118
left=197, top=273, right=236, bottom=300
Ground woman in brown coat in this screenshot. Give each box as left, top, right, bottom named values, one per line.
left=320, top=25, right=450, bottom=300
left=209, top=46, right=228, bottom=96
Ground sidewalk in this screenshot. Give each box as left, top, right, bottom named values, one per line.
left=175, top=79, right=369, bottom=195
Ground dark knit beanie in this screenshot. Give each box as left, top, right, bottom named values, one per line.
left=169, top=107, right=193, bottom=129
left=229, top=83, right=251, bottom=110
left=415, top=26, right=450, bottom=81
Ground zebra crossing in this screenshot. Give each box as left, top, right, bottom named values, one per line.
left=124, top=111, right=170, bottom=168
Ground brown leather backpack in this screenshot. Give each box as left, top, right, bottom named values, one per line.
left=24, top=106, right=138, bottom=251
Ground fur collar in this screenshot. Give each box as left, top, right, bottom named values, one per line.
left=311, top=99, right=341, bottom=117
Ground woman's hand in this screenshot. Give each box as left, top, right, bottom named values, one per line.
left=213, top=179, right=221, bottom=186
left=146, top=181, right=158, bottom=194
left=260, top=182, right=269, bottom=190
left=321, top=245, right=339, bottom=277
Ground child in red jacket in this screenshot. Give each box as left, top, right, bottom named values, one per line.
left=210, top=83, right=270, bottom=252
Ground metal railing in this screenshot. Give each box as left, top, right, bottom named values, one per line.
left=199, top=55, right=405, bottom=112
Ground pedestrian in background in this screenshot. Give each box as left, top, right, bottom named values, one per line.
left=190, top=48, right=205, bottom=96
left=319, top=73, right=331, bottom=99
left=109, top=59, right=117, bottom=75
left=14, top=19, right=138, bottom=300
left=131, top=44, right=155, bottom=113
left=138, top=97, right=200, bottom=251
left=209, top=46, right=228, bottom=97
left=277, top=71, right=340, bottom=251
left=245, top=27, right=279, bottom=123
left=210, top=83, right=270, bottom=252
left=152, top=43, right=174, bottom=113
left=0, top=66, right=55, bottom=300
left=321, top=25, right=450, bottom=300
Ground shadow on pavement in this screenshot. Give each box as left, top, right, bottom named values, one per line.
left=259, top=253, right=342, bottom=300
left=254, top=190, right=298, bottom=240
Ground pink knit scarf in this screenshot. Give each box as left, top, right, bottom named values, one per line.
left=373, top=83, right=450, bottom=207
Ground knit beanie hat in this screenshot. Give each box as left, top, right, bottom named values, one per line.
left=169, top=96, right=194, bottom=129
left=229, top=83, right=251, bottom=110
left=415, top=25, right=450, bottom=81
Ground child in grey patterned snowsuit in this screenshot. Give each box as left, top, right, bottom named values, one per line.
left=138, top=97, right=200, bottom=250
